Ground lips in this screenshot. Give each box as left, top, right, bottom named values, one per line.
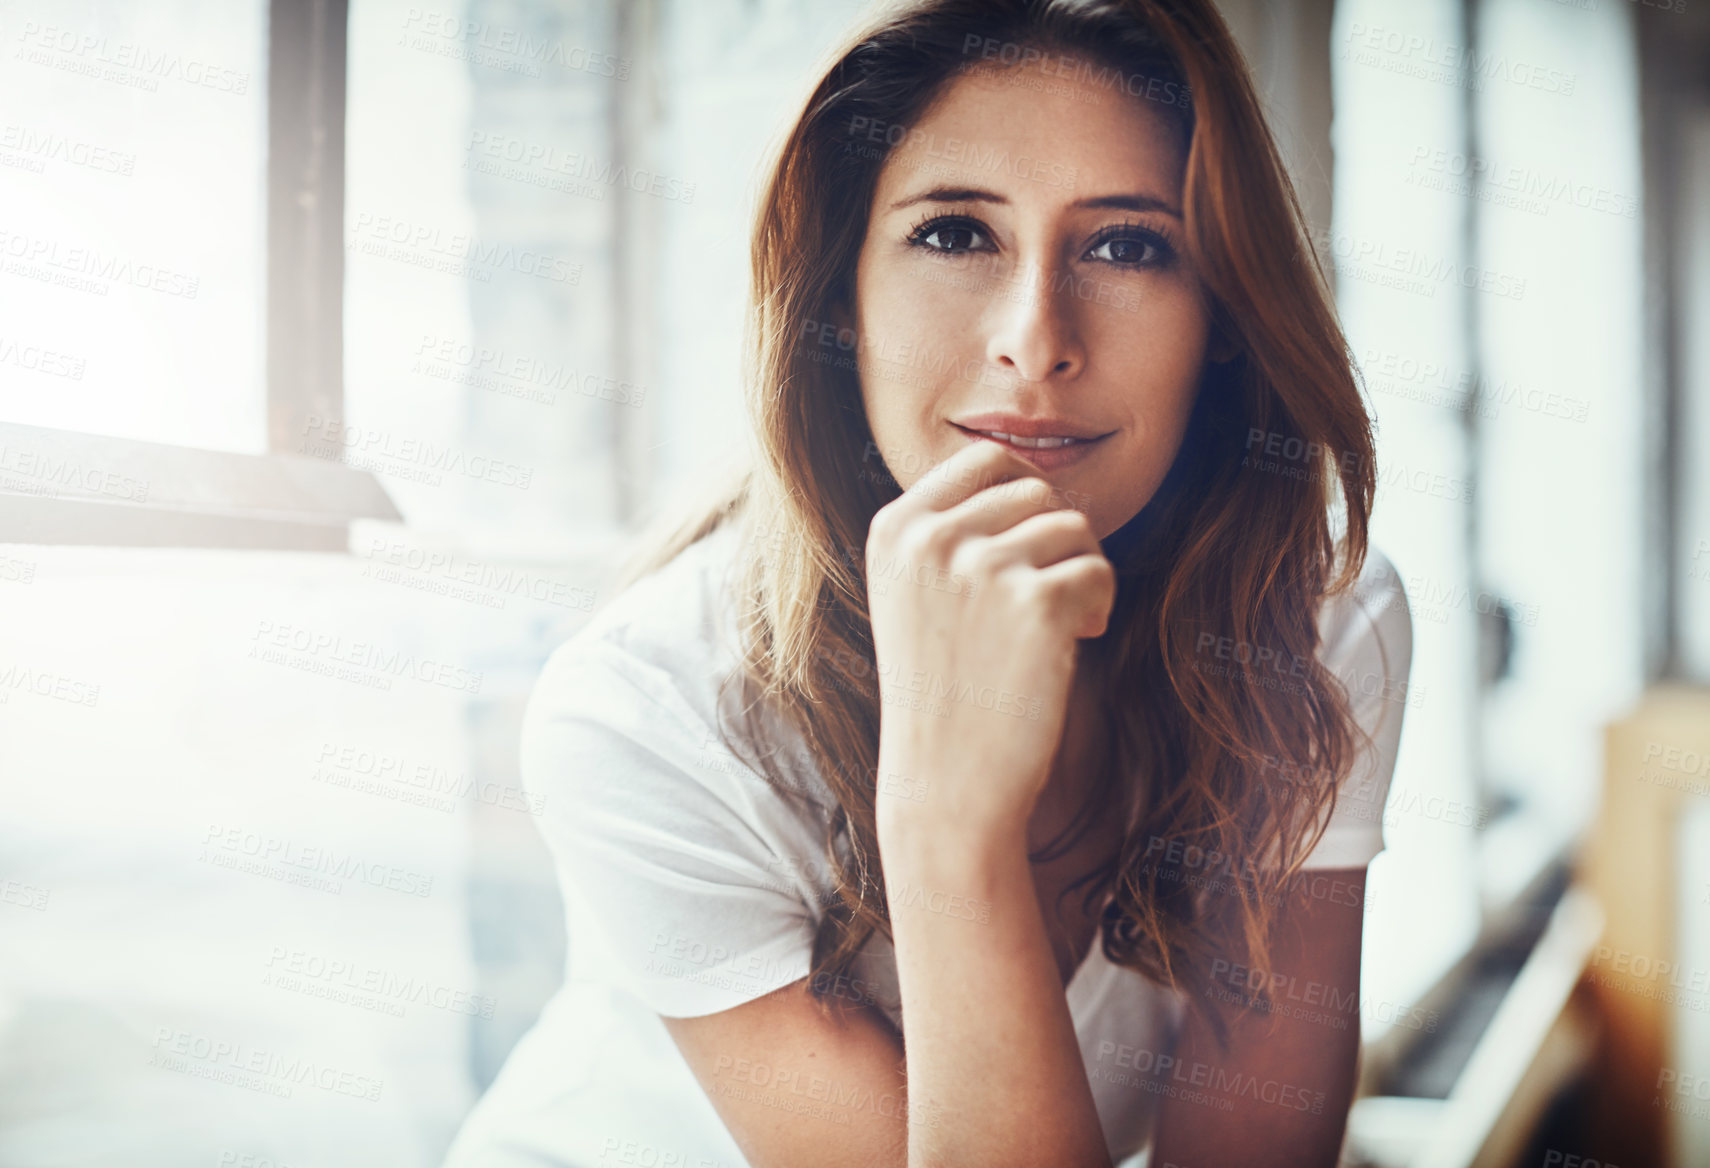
left=959, top=429, right=1085, bottom=450
left=950, top=413, right=1112, bottom=442
left=948, top=419, right=1112, bottom=470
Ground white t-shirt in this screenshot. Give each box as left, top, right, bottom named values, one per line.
left=443, top=521, right=1413, bottom=1168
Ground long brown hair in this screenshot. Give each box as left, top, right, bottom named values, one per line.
left=618, top=0, right=1377, bottom=1049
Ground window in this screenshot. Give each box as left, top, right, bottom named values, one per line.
left=1, top=0, right=267, bottom=451
left=1332, top=0, right=1647, bottom=1023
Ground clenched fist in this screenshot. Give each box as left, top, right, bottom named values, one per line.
left=865, top=439, right=1116, bottom=841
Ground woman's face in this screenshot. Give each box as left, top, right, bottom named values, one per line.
left=843, top=63, right=1219, bottom=540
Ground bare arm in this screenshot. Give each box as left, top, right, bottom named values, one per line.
left=664, top=440, right=1118, bottom=1166
left=661, top=818, right=1113, bottom=1168
left=663, top=980, right=913, bottom=1167
left=1150, top=867, right=1368, bottom=1168
left=878, top=809, right=1113, bottom=1167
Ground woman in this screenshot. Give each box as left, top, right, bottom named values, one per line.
left=445, top=0, right=1411, bottom=1165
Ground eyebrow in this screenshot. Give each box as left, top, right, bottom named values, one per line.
left=887, top=185, right=1182, bottom=218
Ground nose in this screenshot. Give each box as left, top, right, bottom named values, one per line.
left=983, top=257, right=1086, bottom=383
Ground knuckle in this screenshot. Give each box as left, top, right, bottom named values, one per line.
left=1019, top=476, right=1056, bottom=504
left=1083, top=549, right=1115, bottom=576
left=1045, top=556, right=1109, bottom=598
left=993, top=476, right=1049, bottom=506
left=1034, top=570, right=1072, bottom=602
left=950, top=537, right=1002, bottom=580
left=1013, top=572, right=1053, bottom=606
left=898, top=515, right=955, bottom=562
left=867, top=504, right=898, bottom=542
left=1051, top=504, right=1093, bottom=530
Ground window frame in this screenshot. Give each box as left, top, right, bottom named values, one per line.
left=0, top=0, right=396, bottom=551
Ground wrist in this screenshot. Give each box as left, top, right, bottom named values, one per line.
left=876, top=793, right=1030, bottom=875
left=875, top=748, right=1039, bottom=842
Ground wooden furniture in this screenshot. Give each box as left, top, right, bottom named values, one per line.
left=1579, top=684, right=1710, bottom=1167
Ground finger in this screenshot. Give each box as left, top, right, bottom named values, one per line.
left=1031, top=552, right=1117, bottom=639
left=932, top=474, right=1075, bottom=541
left=980, top=509, right=1102, bottom=570
left=893, top=437, right=1044, bottom=519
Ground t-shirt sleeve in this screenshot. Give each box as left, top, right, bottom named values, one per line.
left=1298, top=548, right=1415, bottom=871
left=519, top=636, right=822, bottom=1018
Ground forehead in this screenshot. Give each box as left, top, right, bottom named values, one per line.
left=871, top=64, right=1188, bottom=210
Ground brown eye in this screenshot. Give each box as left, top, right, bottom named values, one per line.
left=1087, top=225, right=1173, bottom=268
left=907, top=216, right=992, bottom=255
left=1093, top=237, right=1157, bottom=264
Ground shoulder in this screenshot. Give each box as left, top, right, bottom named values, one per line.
left=520, top=522, right=829, bottom=827
left=1293, top=546, right=1415, bottom=869
left=1316, top=543, right=1414, bottom=704
left=547, top=522, right=744, bottom=690
left=526, top=523, right=747, bottom=744
left=519, top=524, right=742, bottom=794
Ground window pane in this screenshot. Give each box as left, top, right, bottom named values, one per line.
left=0, top=0, right=266, bottom=452
left=1471, top=0, right=1645, bottom=857
left=645, top=0, right=872, bottom=510
left=1331, top=0, right=1484, bottom=1019
left=1679, top=111, right=1710, bottom=680
left=343, top=0, right=627, bottom=554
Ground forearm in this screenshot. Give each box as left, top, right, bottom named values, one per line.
left=1150, top=1016, right=1356, bottom=1168
left=1150, top=884, right=1366, bottom=1168
left=878, top=805, right=1112, bottom=1168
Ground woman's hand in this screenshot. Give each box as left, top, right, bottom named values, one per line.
left=865, top=439, right=1116, bottom=842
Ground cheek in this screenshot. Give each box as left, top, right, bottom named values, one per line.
left=1087, top=293, right=1209, bottom=524
left=853, top=260, right=970, bottom=483
left=862, top=261, right=970, bottom=365
left=1097, top=291, right=1209, bottom=422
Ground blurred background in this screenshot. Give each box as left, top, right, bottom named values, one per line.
left=0, top=0, right=1707, bottom=1165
